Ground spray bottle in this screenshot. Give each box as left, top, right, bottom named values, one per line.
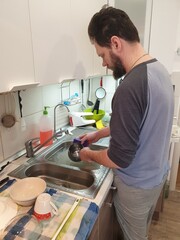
left=40, top=106, right=53, bottom=146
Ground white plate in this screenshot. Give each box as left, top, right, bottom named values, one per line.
left=0, top=197, right=17, bottom=231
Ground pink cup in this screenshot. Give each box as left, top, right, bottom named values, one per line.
left=34, top=193, right=58, bottom=220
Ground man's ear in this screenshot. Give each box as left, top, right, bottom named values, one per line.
left=111, top=36, right=121, bottom=50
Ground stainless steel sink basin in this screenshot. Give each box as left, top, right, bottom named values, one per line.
left=25, top=163, right=94, bottom=190
left=8, top=128, right=109, bottom=199
left=43, top=140, right=103, bottom=171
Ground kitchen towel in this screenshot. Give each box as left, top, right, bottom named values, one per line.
left=56, top=199, right=99, bottom=240
left=1, top=189, right=77, bottom=240
left=0, top=179, right=16, bottom=194
left=0, top=186, right=99, bottom=240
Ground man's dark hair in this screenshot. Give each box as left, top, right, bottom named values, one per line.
left=88, top=7, right=140, bottom=47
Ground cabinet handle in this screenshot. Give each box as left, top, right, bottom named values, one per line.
left=110, top=186, right=117, bottom=191
left=106, top=202, right=113, bottom=208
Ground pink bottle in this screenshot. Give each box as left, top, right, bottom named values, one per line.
left=40, top=106, right=53, bottom=146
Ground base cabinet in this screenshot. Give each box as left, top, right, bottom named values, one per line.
left=88, top=188, right=123, bottom=240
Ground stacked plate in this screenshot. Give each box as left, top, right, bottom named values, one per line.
left=0, top=197, right=17, bottom=231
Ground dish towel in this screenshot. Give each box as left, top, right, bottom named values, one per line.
left=55, top=199, right=99, bottom=240
left=0, top=179, right=16, bottom=194
left=0, top=183, right=99, bottom=240
left=1, top=189, right=77, bottom=240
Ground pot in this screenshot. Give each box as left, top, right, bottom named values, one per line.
left=68, top=138, right=88, bottom=162
left=68, top=142, right=83, bottom=162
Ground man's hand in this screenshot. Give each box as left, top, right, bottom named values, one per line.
left=79, top=131, right=100, bottom=145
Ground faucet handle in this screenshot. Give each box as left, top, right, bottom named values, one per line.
left=25, top=137, right=40, bottom=158
left=65, top=129, right=73, bottom=135
left=25, top=137, right=40, bottom=146
left=55, top=128, right=73, bottom=138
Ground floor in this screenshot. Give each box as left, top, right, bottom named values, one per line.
left=149, top=163, right=180, bottom=240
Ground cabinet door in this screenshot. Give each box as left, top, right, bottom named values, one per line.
left=99, top=189, right=114, bottom=240
left=0, top=0, right=35, bottom=93
left=88, top=188, right=123, bottom=240
left=29, top=0, right=106, bottom=85
left=149, top=0, right=180, bottom=74
left=70, top=0, right=107, bottom=79
left=29, top=0, right=71, bottom=85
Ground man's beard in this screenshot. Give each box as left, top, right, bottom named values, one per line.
left=110, top=52, right=126, bottom=80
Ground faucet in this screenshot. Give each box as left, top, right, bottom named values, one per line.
left=54, top=103, right=69, bottom=135
left=25, top=128, right=71, bottom=158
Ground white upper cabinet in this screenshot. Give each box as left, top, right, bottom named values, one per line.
left=148, top=0, right=180, bottom=74
left=29, top=0, right=106, bottom=85
left=29, top=0, right=72, bottom=85
left=0, top=0, right=35, bottom=93
left=0, top=0, right=107, bottom=92
left=2, top=0, right=177, bottom=90
left=70, top=0, right=107, bottom=79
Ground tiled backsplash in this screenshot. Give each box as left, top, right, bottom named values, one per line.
left=0, top=76, right=116, bottom=165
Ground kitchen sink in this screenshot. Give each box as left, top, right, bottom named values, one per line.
left=9, top=127, right=109, bottom=199
left=25, top=163, right=94, bottom=190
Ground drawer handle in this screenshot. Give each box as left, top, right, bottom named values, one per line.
left=106, top=202, right=113, bottom=208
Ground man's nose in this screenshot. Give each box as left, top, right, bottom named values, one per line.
left=102, top=60, right=107, bottom=67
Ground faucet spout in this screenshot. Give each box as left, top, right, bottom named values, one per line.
left=54, top=104, right=69, bottom=134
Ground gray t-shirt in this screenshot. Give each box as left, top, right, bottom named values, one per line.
left=108, top=59, right=174, bottom=188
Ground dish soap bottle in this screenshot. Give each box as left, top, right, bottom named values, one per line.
left=40, top=106, right=53, bottom=146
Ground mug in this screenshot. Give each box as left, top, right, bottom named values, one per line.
left=34, top=193, right=58, bottom=220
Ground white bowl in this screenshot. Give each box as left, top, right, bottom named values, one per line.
left=9, top=177, right=46, bottom=206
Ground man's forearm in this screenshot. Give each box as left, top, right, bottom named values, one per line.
left=96, top=127, right=110, bottom=139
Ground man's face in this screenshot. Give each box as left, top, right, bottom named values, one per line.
left=94, top=42, right=126, bottom=80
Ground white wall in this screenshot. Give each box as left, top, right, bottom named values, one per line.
left=171, top=9, right=180, bottom=125
left=173, top=9, right=180, bottom=72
